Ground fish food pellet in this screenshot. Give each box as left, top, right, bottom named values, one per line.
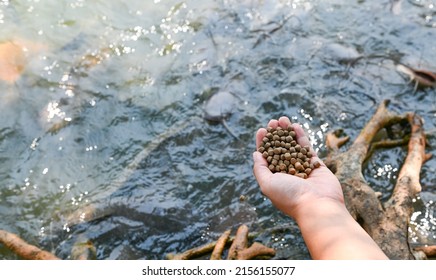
left=258, top=125, right=320, bottom=178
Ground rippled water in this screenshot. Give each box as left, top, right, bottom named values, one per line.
left=0, top=0, right=435, bottom=259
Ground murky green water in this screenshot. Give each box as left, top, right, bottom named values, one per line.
left=0, top=0, right=435, bottom=259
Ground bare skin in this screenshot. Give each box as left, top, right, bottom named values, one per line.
left=253, top=116, right=388, bottom=260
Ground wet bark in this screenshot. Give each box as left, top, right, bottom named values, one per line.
left=324, top=100, right=431, bottom=259
left=0, top=229, right=60, bottom=260
left=167, top=224, right=275, bottom=260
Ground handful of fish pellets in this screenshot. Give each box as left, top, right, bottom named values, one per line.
left=257, top=125, right=321, bottom=179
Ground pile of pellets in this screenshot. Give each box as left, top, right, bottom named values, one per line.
left=257, top=125, right=320, bottom=179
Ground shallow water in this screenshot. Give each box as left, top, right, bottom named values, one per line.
left=0, top=0, right=435, bottom=259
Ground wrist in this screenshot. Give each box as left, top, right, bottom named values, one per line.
left=292, top=198, right=388, bottom=259
left=293, top=197, right=348, bottom=224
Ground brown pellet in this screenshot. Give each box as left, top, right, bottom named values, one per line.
left=295, top=161, right=303, bottom=171
left=295, top=173, right=308, bottom=179
left=258, top=125, right=321, bottom=178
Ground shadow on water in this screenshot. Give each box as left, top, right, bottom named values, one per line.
left=1, top=0, right=436, bottom=259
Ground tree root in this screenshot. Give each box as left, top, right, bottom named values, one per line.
left=0, top=229, right=60, bottom=260
left=210, top=229, right=231, bottom=260
left=414, top=245, right=436, bottom=258
left=326, top=129, right=350, bottom=152
left=167, top=224, right=275, bottom=260
left=325, top=99, right=434, bottom=259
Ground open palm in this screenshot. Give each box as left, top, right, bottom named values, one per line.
left=253, top=116, right=344, bottom=218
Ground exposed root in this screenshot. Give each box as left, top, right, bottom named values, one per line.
left=210, top=229, right=231, bottom=260
left=0, top=229, right=60, bottom=260
left=325, top=100, right=431, bottom=259
left=414, top=245, right=436, bottom=258
left=326, top=129, right=350, bottom=152
left=167, top=224, right=275, bottom=260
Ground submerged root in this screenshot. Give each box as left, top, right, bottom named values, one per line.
left=167, top=224, right=275, bottom=260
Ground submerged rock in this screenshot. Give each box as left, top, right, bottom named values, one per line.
left=0, top=39, right=47, bottom=84
left=203, top=91, right=238, bottom=122
left=322, top=43, right=361, bottom=63
left=0, top=41, right=25, bottom=83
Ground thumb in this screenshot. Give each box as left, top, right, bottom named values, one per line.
left=252, top=151, right=273, bottom=191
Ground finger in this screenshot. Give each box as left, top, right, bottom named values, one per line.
left=267, top=119, right=279, bottom=128
left=291, top=123, right=320, bottom=157
left=256, top=128, right=267, bottom=148
left=257, top=119, right=278, bottom=149
left=278, top=116, right=292, bottom=129
left=252, top=151, right=273, bottom=190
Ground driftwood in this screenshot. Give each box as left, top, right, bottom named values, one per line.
left=324, top=99, right=432, bottom=259
left=167, top=224, right=275, bottom=260
left=0, top=229, right=60, bottom=260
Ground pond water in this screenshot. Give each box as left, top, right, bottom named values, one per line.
left=0, top=0, right=435, bottom=259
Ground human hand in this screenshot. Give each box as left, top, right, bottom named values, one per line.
left=253, top=116, right=344, bottom=219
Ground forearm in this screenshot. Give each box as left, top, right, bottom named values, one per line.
left=294, top=199, right=389, bottom=260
